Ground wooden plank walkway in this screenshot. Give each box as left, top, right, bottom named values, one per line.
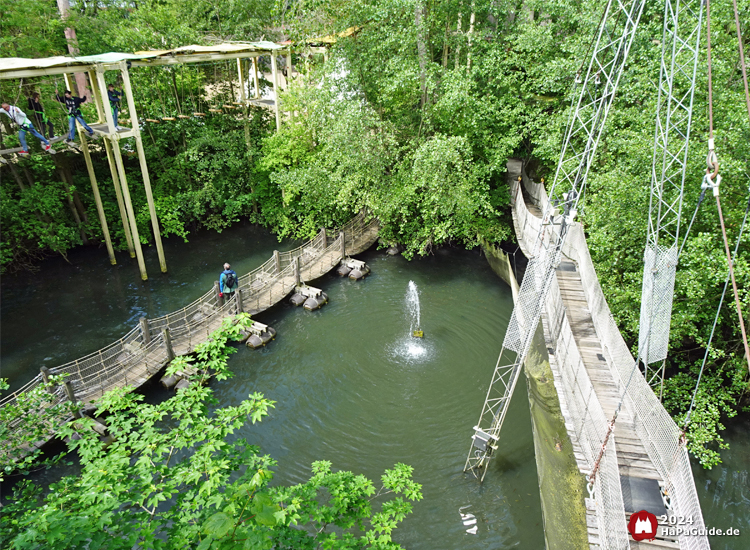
left=531, top=236, right=680, bottom=547
left=1, top=215, right=379, bottom=466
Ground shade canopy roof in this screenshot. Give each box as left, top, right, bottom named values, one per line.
left=0, top=42, right=285, bottom=80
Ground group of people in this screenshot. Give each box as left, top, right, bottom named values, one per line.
left=0, top=84, right=123, bottom=157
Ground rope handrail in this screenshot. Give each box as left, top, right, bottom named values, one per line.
left=0, top=211, right=376, bottom=411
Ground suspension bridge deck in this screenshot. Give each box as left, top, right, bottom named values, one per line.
left=509, top=160, right=707, bottom=550
left=1, top=212, right=379, bottom=466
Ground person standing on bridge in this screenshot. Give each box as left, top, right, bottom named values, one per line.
left=107, top=84, right=122, bottom=129
left=27, top=93, right=55, bottom=139
left=219, top=263, right=238, bottom=302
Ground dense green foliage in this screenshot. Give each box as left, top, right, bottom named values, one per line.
left=0, top=316, right=422, bottom=549
left=1, top=0, right=749, bottom=473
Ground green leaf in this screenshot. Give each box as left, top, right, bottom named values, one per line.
left=196, top=535, right=214, bottom=550
left=203, top=512, right=234, bottom=537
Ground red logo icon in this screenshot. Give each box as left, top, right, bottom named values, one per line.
left=628, top=510, right=658, bottom=541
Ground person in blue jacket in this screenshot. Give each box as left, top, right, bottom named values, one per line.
left=219, top=263, right=238, bottom=301
left=107, top=84, right=122, bottom=129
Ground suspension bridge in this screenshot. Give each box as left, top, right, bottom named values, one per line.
left=0, top=211, right=379, bottom=464
left=457, top=0, right=750, bottom=547
left=509, top=161, right=706, bottom=549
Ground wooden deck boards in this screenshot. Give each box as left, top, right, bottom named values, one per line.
left=3, top=222, right=379, bottom=463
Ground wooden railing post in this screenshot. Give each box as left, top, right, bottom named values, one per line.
left=340, top=231, right=346, bottom=258
left=294, top=258, right=300, bottom=286
left=214, top=281, right=223, bottom=306
left=40, top=366, right=54, bottom=394
left=162, top=328, right=175, bottom=362
left=139, top=316, right=151, bottom=344
left=63, top=380, right=82, bottom=418
left=321, top=227, right=327, bottom=243
left=274, top=250, right=281, bottom=274
left=236, top=289, right=244, bottom=314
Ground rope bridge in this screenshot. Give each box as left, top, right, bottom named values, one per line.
left=511, top=161, right=708, bottom=550
left=1, top=211, right=379, bottom=460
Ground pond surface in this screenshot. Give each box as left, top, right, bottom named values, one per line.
left=3, top=222, right=746, bottom=549
left=1, top=224, right=543, bottom=549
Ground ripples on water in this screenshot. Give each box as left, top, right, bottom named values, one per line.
left=3, top=220, right=747, bottom=549
left=210, top=247, right=544, bottom=549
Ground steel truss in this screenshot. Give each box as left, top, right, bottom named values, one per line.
left=465, top=0, right=647, bottom=481
left=639, top=0, right=703, bottom=394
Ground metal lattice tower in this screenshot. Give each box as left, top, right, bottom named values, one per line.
left=638, top=0, right=703, bottom=394
left=465, top=0, right=646, bottom=481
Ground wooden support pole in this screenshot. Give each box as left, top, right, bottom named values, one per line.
left=286, top=50, right=292, bottom=86
left=252, top=57, right=260, bottom=99
left=237, top=58, right=247, bottom=104
left=63, top=380, right=82, bottom=418
left=340, top=231, right=346, bottom=258
left=236, top=288, right=244, bottom=314
left=139, top=317, right=151, bottom=344
left=215, top=281, right=223, bottom=306
left=119, top=61, right=167, bottom=274
left=162, top=328, right=174, bottom=362
left=271, top=54, right=281, bottom=131
left=111, top=139, right=148, bottom=280
left=133, top=133, right=167, bottom=273
left=294, top=257, right=300, bottom=286
left=78, top=130, right=116, bottom=265
left=94, top=65, right=144, bottom=273
left=88, top=69, right=106, bottom=123
left=274, top=250, right=281, bottom=274
left=103, top=138, right=135, bottom=257
left=40, top=366, right=54, bottom=393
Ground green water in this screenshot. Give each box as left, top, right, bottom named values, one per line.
left=1, top=224, right=544, bottom=548
left=3, top=222, right=747, bottom=548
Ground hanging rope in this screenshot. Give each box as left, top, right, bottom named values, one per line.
left=705, top=0, right=750, bottom=376
left=684, top=183, right=750, bottom=429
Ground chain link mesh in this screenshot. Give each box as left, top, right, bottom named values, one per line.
left=638, top=244, right=678, bottom=364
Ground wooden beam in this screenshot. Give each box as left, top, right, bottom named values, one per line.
left=252, top=58, right=260, bottom=99
left=271, top=54, right=280, bottom=131
left=109, top=134, right=148, bottom=280
left=119, top=61, right=167, bottom=274
left=237, top=58, right=247, bottom=103
left=78, top=130, right=116, bottom=265
left=88, top=69, right=106, bottom=124
left=0, top=64, right=96, bottom=81
left=103, top=138, right=135, bottom=257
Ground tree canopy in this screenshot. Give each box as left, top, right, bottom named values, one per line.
left=1, top=0, right=749, bottom=471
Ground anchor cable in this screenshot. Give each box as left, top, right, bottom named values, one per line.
left=705, top=0, right=750, bottom=376
left=684, top=185, right=750, bottom=428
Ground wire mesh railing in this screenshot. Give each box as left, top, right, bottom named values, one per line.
left=514, top=166, right=709, bottom=549
left=566, top=225, right=709, bottom=549
left=0, top=211, right=378, bottom=419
